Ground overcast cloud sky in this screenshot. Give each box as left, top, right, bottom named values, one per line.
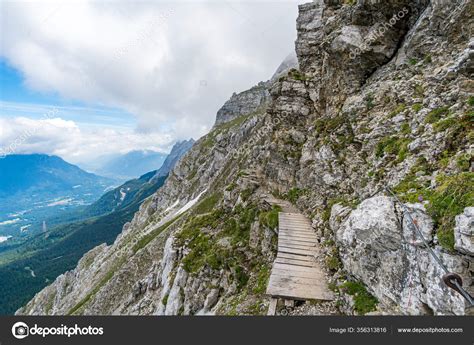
left=0, top=0, right=304, bottom=166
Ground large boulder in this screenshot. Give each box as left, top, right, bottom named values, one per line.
left=333, top=196, right=468, bottom=315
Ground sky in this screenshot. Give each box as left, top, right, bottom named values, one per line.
left=0, top=0, right=304, bottom=166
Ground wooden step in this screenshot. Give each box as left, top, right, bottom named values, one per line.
left=278, top=246, right=316, bottom=256
left=273, top=261, right=324, bottom=272
left=278, top=233, right=316, bottom=240
left=277, top=252, right=317, bottom=262
left=274, top=257, right=319, bottom=267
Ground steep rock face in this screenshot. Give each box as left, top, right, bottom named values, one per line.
left=295, top=0, right=428, bottom=112
left=332, top=196, right=467, bottom=315
left=214, top=82, right=270, bottom=126
left=19, top=0, right=473, bottom=316
left=214, top=52, right=298, bottom=126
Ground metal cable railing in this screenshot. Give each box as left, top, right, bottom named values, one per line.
left=384, top=187, right=474, bottom=306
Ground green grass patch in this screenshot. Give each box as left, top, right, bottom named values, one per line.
left=389, top=103, right=406, bottom=117
left=366, top=93, right=375, bottom=110
left=325, top=252, right=342, bottom=271
left=187, top=168, right=198, bottom=180
left=468, top=96, right=474, bottom=106
left=340, top=281, right=378, bottom=315
left=425, top=106, right=450, bottom=124
left=433, top=117, right=456, bottom=132
left=193, top=193, right=222, bottom=215
left=314, top=115, right=347, bottom=136
left=427, top=173, right=474, bottom=251
left=375, top=136, right=411, bottom=163
left=288, top=68, right=309, bottom=81
left=225, top=182, right=237, bottom=192
left=162, top=294, right=169, bottom=306
left=284, top=188, right=305, bottom=204
left=412, top=103, right=423, bottom=112
left=240, top=188, right=254, bottom=202
left=400, top=123, right=411, bottom=135
left=252, top=265, right=271, bottom=294
left=394, top=157, right=432, bottom=202
left=434, top=112, right=473, bottom=153
left=259, top=205, right=281, bottom=230
left=414, top=84, right=424, bottom=98
left=456, top=155, right=471, bottom=171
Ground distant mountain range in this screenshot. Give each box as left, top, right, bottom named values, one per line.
left=0, top=139, right=194, bottom=314
left=0, top=154, right=112, bottom=197
left=0, top=154, right=115, bottom=240
left=94, top=150, right=168, bottom=181
left=153, top=139, right=195, bottom=179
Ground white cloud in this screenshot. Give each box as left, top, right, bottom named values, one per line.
left=0, top=0, right=303, bottom=146
left=0, top=116, right=174, bottom=165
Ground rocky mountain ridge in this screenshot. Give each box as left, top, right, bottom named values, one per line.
left=18, top=0, right=473, bottom=316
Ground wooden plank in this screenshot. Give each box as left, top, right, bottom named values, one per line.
left=278, top=245, right=315, bottom=252
left=274, top=257, right=319, bottom=267
left=278, top=245, right=316, bottom=253
left=278, top=234, right=317, bottom=241
left=277, top=235, right=318, bottom=243
left=277, top=252, right=316, bottom=262
left=278, top=238, right=317, bottom=245
left=279, top=233, right=315, bottom=239
left=266, top=285, right=334, bottom=301
left=278, top=246, right=316, bottom=256
left=279, top=223, right=311, bottom=228
left=278, top=231, right=316, bottom=238
left=279, top=218, right=310, bottom=224
left=273, top=262, right=322, bottom=273
left=278, top=239, right=318, bottom=247
left=280, top=213, right=308, bottom=218
left=279, top=216, right=310, bottom=221
left=278, top=232, right=315, bottom=239
left=267, top=285, right=334, bottom=301
left=278, top=224, right=313, bottom=229
left=279, top=219, right=311, bottom=224
left=279, top=218, right=311, bottom=223
left=278, top=238, right=317, bottom=244
left=278, top=233, right=316, bottom=240
left=275, top=253, right=319, bottom=267
left=278, top=229, right=315, bottom=235
left=272, top=267, right=325, bottom=279
left=269, top=274, right=327, bottom=288
left=279, top=225, right=313, bottom=230
left=279, top=224, right=311, bottom=228
left=267, top=298, right=278, bottom=316
left=278, top=244, right=317, bottom=252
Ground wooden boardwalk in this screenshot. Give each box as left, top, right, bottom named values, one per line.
left=266, top=210, right=334, bottom=305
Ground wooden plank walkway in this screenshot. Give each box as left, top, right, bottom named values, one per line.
left=266, top=211, right=334, bottom=302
